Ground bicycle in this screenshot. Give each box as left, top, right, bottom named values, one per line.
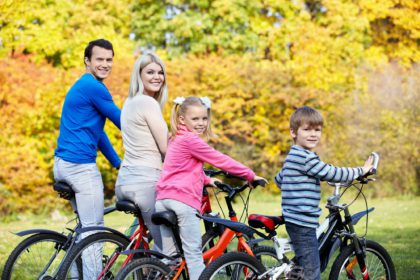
left=114, top=177, right=272, bottom=280
left=1, top=181, right=117, bottom=280
left=57, top=170, right=277, bottom=280
left=198, top=152, right=396, bottom=280
left=55, top=195, right=155, bottom=280
left=55, top=175, right=217, bottom=280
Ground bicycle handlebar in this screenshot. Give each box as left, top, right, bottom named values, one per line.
left=204, top=169, right=267, bottom=187
left=369, top=152, right=380, bottom=175
left=357, top=151, right=380, bottom=182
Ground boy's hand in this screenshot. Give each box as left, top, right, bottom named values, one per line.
left=208, top=177, right=222, bottom=187
left=362, top=155, right=374, bottom=175
left=251, top=175, right=268, bottom=188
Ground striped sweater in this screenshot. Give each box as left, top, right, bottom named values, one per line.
left=275, top=145, right=364, bottom=228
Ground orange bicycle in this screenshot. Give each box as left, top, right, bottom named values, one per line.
left=114, top=175, right=274, bottom=280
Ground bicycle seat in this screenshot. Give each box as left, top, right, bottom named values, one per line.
left=152, top=211, right=177, bottom=227
left=116, top=200, right=141, bottom=216
left=53, top=181, right=74, bottom=200
left=248, top=214, right=285, bottom=232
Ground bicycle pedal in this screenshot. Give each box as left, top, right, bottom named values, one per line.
left=285, top=266, right=304, bottom=280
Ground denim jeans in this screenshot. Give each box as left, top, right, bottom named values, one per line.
left=286, top=222, right=321, bottom=280
left=155, top=199, right=205, bottom=280
left=53, top=157, right=104, bottom=280
left=116, top=165, right=162, bottom=251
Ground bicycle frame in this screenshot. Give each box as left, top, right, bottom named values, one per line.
left=93, top=187, right=220, bottom=279
left=95, top=216, right=150, bottom=279
left=255, top=183, right=376, bottom=279
left=119, top=179, right=260, bottom=280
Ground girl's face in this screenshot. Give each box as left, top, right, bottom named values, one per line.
left=140, top=62, right=165, bottom=97
left=179, top=105, right=208, bottom=135
left=291, top=123, right=322, bottom=151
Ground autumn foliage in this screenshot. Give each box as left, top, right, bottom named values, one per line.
left=0, top=0, right=419, bottom=215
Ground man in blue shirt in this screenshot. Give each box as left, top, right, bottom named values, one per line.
left=53, top=39, right=121, bottom=278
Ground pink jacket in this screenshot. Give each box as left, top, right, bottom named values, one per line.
left=156, top=125, right=255, bottom=210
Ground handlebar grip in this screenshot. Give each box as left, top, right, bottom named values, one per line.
left=204, top=169, right=223, bottom=177
left=251, top=179, right=267, bottom=188
left=369, top=152, right=380, bottom=175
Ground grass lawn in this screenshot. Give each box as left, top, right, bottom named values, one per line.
left=0, top=192, right=419, bottom=279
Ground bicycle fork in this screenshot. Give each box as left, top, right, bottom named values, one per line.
left=343, top=207, right=370, bottom=280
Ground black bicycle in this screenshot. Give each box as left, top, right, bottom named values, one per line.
left=1, top=182, right=119, bottom=280
left=198, top=152, right=396, bottom=280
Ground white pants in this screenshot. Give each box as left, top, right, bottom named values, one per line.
left=155, top=199, right=205, bottom=280
left=53, top=156, right=104, bottom=280
left=116, top=165, right=162, bottom=251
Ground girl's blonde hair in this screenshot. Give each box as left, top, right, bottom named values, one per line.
left=170, top=97, right=215, bottom=140
left=128, top=53, right=168, bottom=110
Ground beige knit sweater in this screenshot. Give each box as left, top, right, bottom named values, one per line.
left=120, top=95, right=168, bottom=170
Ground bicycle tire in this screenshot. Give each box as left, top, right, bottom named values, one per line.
left=115, top=257, right=171, bottom=280
left=329, top=239, right=396, bottom=280
left=199, top=251, right=266, bottom=280
left=1, top=232, right=73, bottom=280
left=252, top=245, right=281, bottom=270
left=201, top=227, right=221, bottom=251
left=56, top=232, right=130, bottom=280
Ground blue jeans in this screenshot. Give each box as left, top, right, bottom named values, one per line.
left=155, top=199, right=205, bottom=280
left=286, top=222, right=320, bottom=280
left=53, top=157, right=104, bottom=280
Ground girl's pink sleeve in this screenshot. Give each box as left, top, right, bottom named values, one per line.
left=187, top=134, right=255, bottom=182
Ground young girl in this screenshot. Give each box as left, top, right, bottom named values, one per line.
left=155, top=96, right=266, bottom=280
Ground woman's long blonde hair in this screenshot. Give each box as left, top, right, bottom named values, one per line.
left=128, top=53, right=168, bottom=110
left=170, top=97, right=215, bottom=140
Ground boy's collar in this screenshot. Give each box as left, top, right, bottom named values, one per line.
left=292, top=144, right=317, bottom=154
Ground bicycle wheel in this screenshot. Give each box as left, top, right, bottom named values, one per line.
left=252, top=245, right=281, bottom=270
left=202, top=227, right=222, bottom=251
left=1, top=232, right=74, bottom=280
left=199, top=252, right=266, bottom=280
left=115, top=257, right=170, bottom=280
left=329, top=239, right=396, bottom=280
left=57, top=232, right=130, bottom=280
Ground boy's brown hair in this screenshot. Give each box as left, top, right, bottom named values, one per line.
left=290, top=106, right=324, bottom=133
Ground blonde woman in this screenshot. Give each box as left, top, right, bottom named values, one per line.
left=116, top=53, right=169, bottom=251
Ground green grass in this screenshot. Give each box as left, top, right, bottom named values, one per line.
left=1, top=193, right=419, bottom=279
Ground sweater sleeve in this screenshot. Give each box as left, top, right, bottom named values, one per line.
left=304, top=153, right=363, bottom=183
left=90, top=83, right=121, bottom=129
left=203, top=173, right=212, bottom=185
left=187, top=134, right=255, bottom=182
left=143, top=98, right=168, bottom=156
left=274, top=170, right=283, bottom=189
left=98, top=131, right=121, bottom=168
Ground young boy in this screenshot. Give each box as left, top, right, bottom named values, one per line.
left=274, top=106, right=373, bottom=280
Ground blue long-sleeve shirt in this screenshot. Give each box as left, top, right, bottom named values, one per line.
left=55, top=73, right=121, bottom=168
left=274, top=145, right=363, bottom=228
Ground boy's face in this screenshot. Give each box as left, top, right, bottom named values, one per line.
left=291, top=123, right=322, bottom=151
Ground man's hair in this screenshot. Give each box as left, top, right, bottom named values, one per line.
left=290, top=106, right=324, bottom=132
left=84, top=39, right=114, bottom=64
